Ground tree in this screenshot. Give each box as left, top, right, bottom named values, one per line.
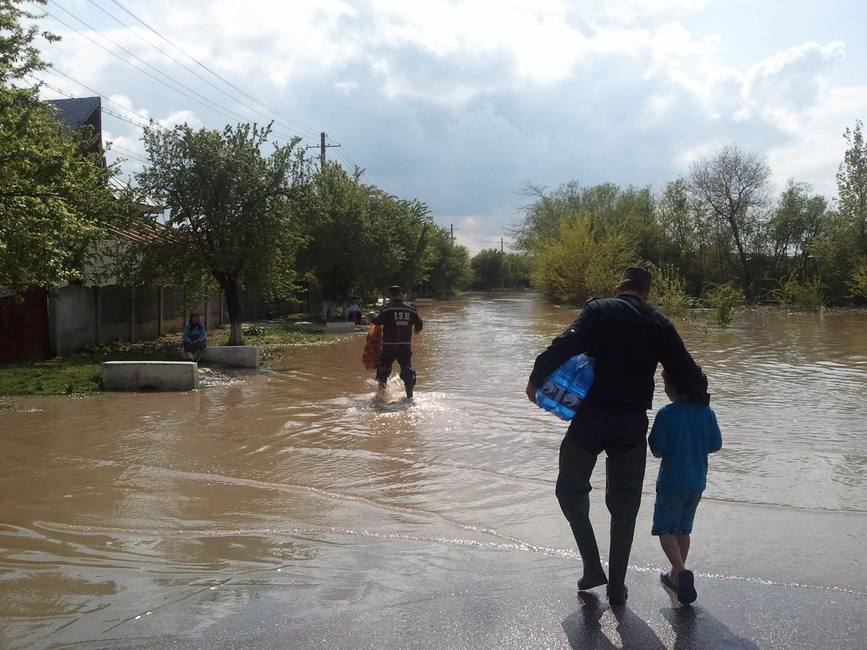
left=423, top=228, right=471, bottom=297
left=530, top=215, right=636, bottom=304
left=296, top=162, right=371, bottom=314
left=689, top=145, right=771, bottom=295
left=513, top=182, right=583, bottom=253
left=138, top=123, right=307, bottom=345
left=837, top=120, right=867, bottom=254
left=1, top=0, right=129, bottom=291
left=767, top=180, right=826, bottom=279
left=470, top=249, right=506, bottom=290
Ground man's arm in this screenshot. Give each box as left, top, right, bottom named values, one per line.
left=659, top=320, right=709, bottom=405
left=525, top=305, right=594, bottom=402
left=413, top=310, right=423, bottom=333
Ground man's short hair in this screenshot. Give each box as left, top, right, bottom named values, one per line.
left=617, top=267, right=652, bottom=293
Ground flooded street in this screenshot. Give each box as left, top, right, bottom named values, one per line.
left=1, top=294, right=866, bottom=648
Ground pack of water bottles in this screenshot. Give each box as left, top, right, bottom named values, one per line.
left=535, top=354, right=595, bottom=420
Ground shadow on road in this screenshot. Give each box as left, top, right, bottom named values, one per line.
left=562, top=592, right=759, bottom=649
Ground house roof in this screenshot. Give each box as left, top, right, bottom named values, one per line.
left=45, top=97, right=101, bottom=129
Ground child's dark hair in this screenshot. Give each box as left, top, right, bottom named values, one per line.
left=663, top=367, right=709, bottom=405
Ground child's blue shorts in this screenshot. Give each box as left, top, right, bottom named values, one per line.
left=651, top=490, right=702, bottom=536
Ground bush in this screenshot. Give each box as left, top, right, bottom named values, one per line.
left=770, top=276, right=825, bottom=310
left=531, top=215, right=636, bottom=304
left=850, top=258, right=867, bottom=299
left=651, top=264, right=690, bottom=317
left=703, top=282, right=745, bottom=325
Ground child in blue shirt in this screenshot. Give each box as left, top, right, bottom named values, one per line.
left=649, top=368, right=721, bottom=605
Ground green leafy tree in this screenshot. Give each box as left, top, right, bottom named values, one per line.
left=838, top=120, right=867, bottom=255
left=767, top=181, right=826, bottom=280
left=423, top=228, right=471, bottom=297
left=296, top=162, right=371, bottom=313
left=470, top=249, right=506, bottom=290
left=531, top=215, right=636, bottom=304
left=1, top=0, right=130, bottom=291
left=137, top=123, right=308, bottom=345
left=850, top=258, right=867, bottom=299
left=811, top=210, right=859, bottom=302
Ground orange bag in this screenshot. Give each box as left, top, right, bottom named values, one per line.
left=361, top=324, right=383, bottom=370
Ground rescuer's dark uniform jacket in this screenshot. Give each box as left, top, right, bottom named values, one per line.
left=371, top=299, right=423, bottom=346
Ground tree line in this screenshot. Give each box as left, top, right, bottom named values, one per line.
left=514, top=135, right=867, bottom=312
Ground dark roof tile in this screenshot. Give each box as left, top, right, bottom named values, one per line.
left=46, top=96, right=101, bottom=129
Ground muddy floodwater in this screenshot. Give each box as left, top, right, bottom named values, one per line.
left=1, top=294, right=866, bottom=648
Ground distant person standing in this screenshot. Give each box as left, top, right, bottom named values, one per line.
left=651, top=368, right=721, bottom=606
left=183, top=312, right=207, bottom=361
left=525, top=267, right=708, bottom=606
left=348, top=297, right=362, bottom=325
left=371, top=286, right=423, bottom=398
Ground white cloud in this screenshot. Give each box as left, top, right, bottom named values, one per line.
left=158, top=110, right=203, bottom=129
left=31, top=0, right=867, bottom=223
left=743, top=41, right=845, bottom=132
left=767, top=86, right=867, bottom=196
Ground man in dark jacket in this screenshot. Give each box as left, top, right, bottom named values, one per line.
left=371, top=286, right=424, bottom=398
left=525, top=267, right=707, bottom=606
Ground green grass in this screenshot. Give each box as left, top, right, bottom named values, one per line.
left=0, top=323, right=335, bottom=396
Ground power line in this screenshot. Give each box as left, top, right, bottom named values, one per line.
left=81, top=0, right=320, bottom=141
left=34, top=71, right=158, bottom=130
left=106, top=0, right=321, bottom=138
left=43, top=2, right=255, bottom=127
left=107, top=142, right=148, bottom=163
left=33, top=3, right=369, bottom=177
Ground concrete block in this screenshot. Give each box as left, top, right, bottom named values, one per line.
left=102, top=361, right=197, bottom=392
left=325, top=322, right=357, bottom=333
left=201, top=345, right=260, bottom=368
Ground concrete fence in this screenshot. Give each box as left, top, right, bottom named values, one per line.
left=48, top=285, right=224, bottom=355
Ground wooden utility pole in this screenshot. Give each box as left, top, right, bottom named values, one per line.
left=500, top=237, right=504, bottom=253
left=305, top=131, right=341, bottom=165
left=450, top=224, right=455, bottom=244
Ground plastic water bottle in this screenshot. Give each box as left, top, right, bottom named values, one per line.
left=535, top=354, right=595, bottom=420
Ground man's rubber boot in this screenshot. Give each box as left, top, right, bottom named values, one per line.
left=401, top=368, right=416, bottom=399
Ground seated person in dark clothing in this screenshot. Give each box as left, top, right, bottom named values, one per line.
left=182, top=312, right=207, bottom=361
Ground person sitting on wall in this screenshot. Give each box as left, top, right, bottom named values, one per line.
left=183, top=312, right=207, bottom=361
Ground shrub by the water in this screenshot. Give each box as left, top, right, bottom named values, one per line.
left=770, top=276, right=825, bottom=311
left=703, top=282, right=745, bottom=325
left=850, top=258, right=867, bottom=299
left=651, top=264, right=690, bottom=317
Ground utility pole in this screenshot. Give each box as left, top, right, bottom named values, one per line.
left=450, top=224, right=455, bottom=245
left=305, top=131, right=341, bottom=166
left=500, top=237, right=504, bottom=253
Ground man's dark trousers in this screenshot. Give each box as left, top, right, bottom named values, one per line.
left=555, top=410, right=648, bottom=590
left=377, top=346, right=415, bottom=392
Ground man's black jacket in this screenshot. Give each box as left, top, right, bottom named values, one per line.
left=371, top=299, right=423, bottom=346
left=529, top=293, right=707, bottom=412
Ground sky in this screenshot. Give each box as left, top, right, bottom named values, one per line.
left=32, top=0, right=867, bottom=252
